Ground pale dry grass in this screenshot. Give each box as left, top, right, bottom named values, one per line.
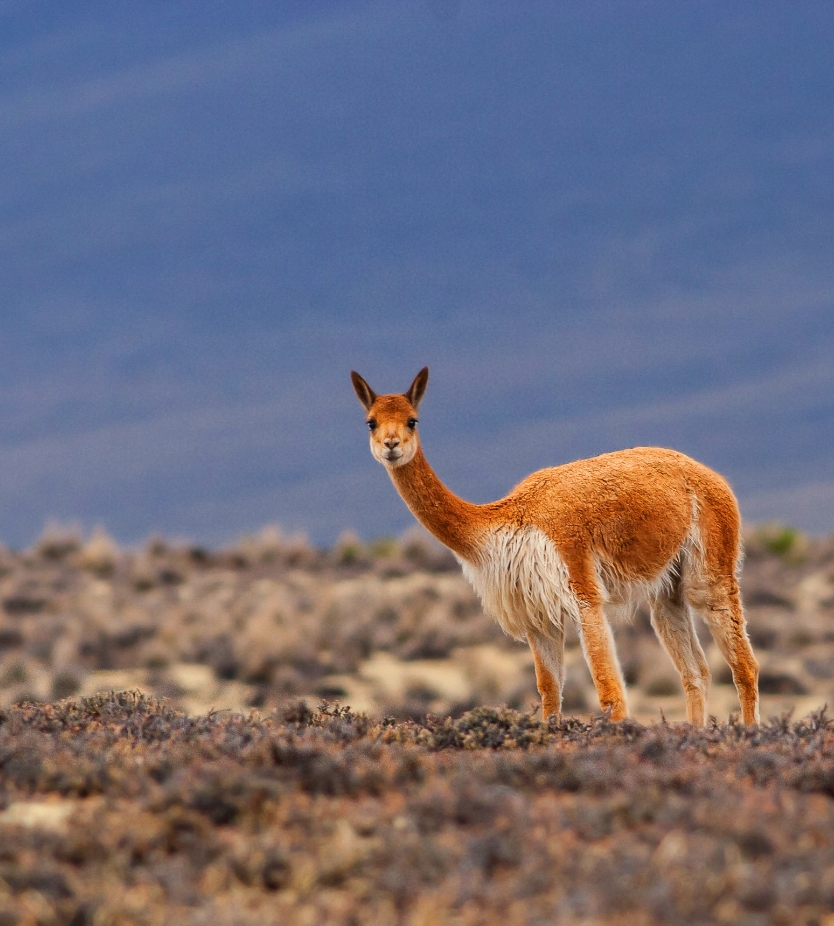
left=0, top=523, right=833, bottom=724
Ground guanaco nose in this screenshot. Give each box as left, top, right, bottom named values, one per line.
left=384, top=437, right=400, bottom=449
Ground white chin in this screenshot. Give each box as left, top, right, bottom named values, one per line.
left=375, top=449, right=406, bottom=466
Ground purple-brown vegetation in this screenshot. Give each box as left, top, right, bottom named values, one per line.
left=2, top=695, right=834, bottom=924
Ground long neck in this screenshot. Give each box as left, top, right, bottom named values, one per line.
left=389, top=447, right=488, bottom=562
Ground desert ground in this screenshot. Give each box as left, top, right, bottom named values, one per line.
left=1, top=522, right=832, bottom=724
left=1, top=522, right=833, bottom=924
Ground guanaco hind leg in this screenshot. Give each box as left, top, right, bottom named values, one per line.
left=687, top=480, right=759, bottom=724
left=694, top=579, right=759, bottom=724
left=681, top=537, right=759, bottom=724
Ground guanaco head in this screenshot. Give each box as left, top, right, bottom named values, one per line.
left=351, top=367, right=428, bottom=469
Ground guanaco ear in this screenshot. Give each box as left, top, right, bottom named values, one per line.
left=351, top=371, right=377, bottom=411
left=405, top=366, right=429, bottom=409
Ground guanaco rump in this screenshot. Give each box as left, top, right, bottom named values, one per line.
left=351, top=367, right=759, bottom=725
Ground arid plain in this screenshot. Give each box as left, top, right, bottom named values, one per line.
left=1, top=522, right=831, bottom=724
left=1, top=523, right=834, bottom=924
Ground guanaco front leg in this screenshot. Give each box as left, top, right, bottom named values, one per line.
left=578, top=605, right=629, bottom=720
left=528, top=627, right=566, bottom=721
left=560, top=550, right=629, bottom=721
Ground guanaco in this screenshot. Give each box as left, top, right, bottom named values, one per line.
left=351, top=367, right=759, bottom=725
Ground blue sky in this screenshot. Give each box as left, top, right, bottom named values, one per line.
left=1, top=1, right=833, bottom=547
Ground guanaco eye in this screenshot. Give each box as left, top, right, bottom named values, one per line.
left=367, top=419, right=377, bottom=431
left=407, top=418, right=418, bottom=430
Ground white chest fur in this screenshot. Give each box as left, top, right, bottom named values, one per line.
left=457, top=526, right=582, bottom=641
